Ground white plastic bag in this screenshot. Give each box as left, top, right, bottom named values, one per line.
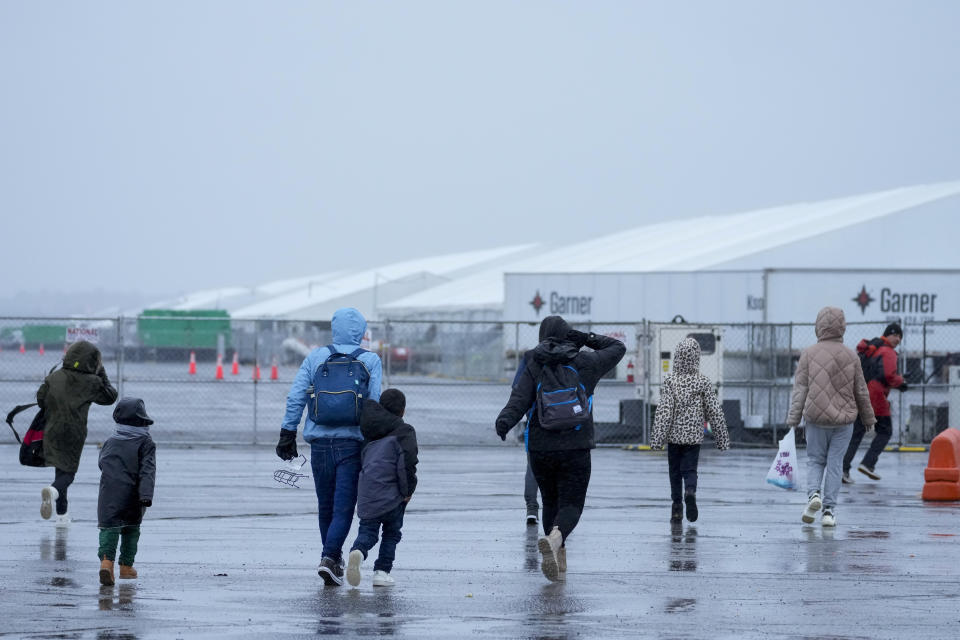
left=765, top=427, right=799, bottom=490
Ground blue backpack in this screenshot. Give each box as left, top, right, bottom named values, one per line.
left=307, top=345, right=371, bottom=426
left=536, top=363, right=591, bottom=431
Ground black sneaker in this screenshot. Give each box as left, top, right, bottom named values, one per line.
left=684, top=493, right=698, bottom=523
left=670, top=502, right=683, bottom=523
left=318, top=556, right=344, bottom=586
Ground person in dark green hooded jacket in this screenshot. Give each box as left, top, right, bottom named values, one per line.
left=37, top=340, right=118, bottom=524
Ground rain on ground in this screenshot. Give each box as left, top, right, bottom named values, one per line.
left=1, top=443, right=958, bottom=639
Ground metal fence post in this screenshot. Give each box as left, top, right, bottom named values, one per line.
left=253, top=320, right=259, bottom=446
left=116, top=316, right=124, bottom=399
left=385, top=320, right=392, bottom=389
left=641, top=318, right=651, bottom=445
left=514, top=322, right=520, bottom=375
left=921, top=321, right=927, bottom=442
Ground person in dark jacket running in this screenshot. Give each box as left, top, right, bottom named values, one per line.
left=97, top=397, right=157, bottom=586
left=495, top=315, right=625, bottom=582
left=38, top=340, right=118, bottom=526
left=346, top=389, right=418, bottom=588
left=842, top=323, right=906, bottom=482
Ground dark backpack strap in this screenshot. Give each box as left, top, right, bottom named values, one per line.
left=348, top=348, right=366, bottom=359
left=5, top=403, right=36, bottom=443
left=325, top=344, right=340, bottom=356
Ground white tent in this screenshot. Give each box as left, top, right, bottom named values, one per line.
left=380, top=181, right=960, bottom=315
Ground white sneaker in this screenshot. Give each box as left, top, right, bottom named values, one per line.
left=526, top=513, right=539, bottom=526
left=841, top=472, right=855, bottom=484
left=821, top=508, right=837, bottom=527
left=537, top=526, right=563, bottom=582
left=346, top=549, right=363, bottom=587
left=372, top=570, right=395, bottom=587
left=54, top=513, right=71, bottom=528
left=41, top=486, right=59, bottom=520
left=801, top=492, right=822, bottom=524
left=858, top=464, right=880, bottom=481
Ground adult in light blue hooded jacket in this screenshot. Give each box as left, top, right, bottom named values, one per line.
left=278, top=307, right=382, bottom=585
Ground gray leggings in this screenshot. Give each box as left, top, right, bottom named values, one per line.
left=52, top=468, right=75, bottom=515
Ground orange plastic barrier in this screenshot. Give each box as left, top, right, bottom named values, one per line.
left=922, top=428, right=960, bottom=501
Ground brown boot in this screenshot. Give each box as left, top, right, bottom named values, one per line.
left=119, top=564, right=138, bottom=580
left=99, top=557, right=115, bottom=586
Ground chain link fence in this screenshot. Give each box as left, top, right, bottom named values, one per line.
left=0, top=316, right=956, bottom=447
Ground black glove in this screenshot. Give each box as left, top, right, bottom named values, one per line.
left=495, top=420, right=510, bottom=441
left=566, top=329, right=590, bottom=349
left=140, top=499, right=152, bottom=508
left=898, top=382, right=909, bottom=392
left=276, top=429, right=298, bottom=460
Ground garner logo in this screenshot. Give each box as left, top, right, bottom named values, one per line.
left=529, top=291, right=594, bottom=316
left=851, top=284, right=938, bottom=315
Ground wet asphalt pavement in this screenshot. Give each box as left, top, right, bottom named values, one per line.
left=1, top=443, right=958, bottom=639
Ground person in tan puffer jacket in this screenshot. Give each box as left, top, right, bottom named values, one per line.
left=786, top=306, right=876, bottom=527
left=651, top=337, right=729, bottom=524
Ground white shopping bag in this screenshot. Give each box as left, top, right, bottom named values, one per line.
left=765, top=427, right=800, bottom=490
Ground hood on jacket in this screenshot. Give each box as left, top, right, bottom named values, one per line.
left=673, top=337, right=701, bottom=375
left=360, top=399, right=404, bottom=441
left=63, top=340, right=102, bottom=374
left=113, top=397, right=154, bottom=427
left=331, top=308, right=367, bottom=346
left=538, top=315, right=572, bottom=342
left=815, top=306, right=846, bottom=342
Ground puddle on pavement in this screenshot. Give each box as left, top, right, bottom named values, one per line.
left=665, top=598, right=696, bottom=614
left=98, top=584, right=137, bottom=611
left=848, top=530, right=891, bottom=539
left=669, top=525, right=697, bottom=572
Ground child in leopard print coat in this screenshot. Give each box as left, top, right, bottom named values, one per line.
left=651, top=337, right=730, bottom=524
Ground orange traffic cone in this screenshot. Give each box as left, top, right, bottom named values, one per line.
left=626, top=359, right=635, bottom=384
left=188, top=351, right=197, bottom=375
left=215, top=355, right=224, bottom=380
left=19, top=343, right=25, bottom=354
left=270, top=358, right=279, bottom=381
left=231, top=351, right=239, bottom=375
left=252, top=362, right=261, bottom=381
left=38, top=343, right=45, bottom=356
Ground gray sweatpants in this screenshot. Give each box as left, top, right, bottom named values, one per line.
left=805, top=423, right=853, bottom=509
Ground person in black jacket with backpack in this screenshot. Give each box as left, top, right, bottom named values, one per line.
left=495, top=315, right=625, bottom=582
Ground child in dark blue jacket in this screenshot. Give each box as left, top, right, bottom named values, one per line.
left=346, top=389, right=418, bottom=588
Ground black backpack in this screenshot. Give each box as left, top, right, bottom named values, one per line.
left=535, top=363, right=591, bottom=431
left=6, top=402, right=46, bottom=467
left=859, top=338, right=886, bottom=384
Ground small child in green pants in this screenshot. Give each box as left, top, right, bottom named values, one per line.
left=97, top=397, right=156, bottom=586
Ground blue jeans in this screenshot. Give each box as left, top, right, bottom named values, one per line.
left=310, top=438, right=362, bottom=562
left=351, top=502, right=406, bottom=573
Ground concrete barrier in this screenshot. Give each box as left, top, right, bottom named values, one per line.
left=922, top=427, right=960, bottom=501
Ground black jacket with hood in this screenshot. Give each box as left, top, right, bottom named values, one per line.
left=356, top=399, right=419, bottom=520
left=495, top=316, right=626, bottom=452
left=98, top=398, right=157, bottom=528
left=37, top=341, right=119, bottom=473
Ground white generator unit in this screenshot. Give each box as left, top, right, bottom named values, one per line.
left=648, top=323, right=724, bottom=405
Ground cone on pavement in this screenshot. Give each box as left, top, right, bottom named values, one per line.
left=270, top=357, right=279, bottom=381
left=252, top=362, right=261, bottom=381
left=19, top=344, right=25, bottom=354
left=38, top=343, right=45, bottom=356
left=215, top=354, right=224, bottom=380
left=188, top=351, right=197, bottom=375
left=231, top=351, right=240, bottom=376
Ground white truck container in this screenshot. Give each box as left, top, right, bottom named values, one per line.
left=648, top=323, right=724, bottom=405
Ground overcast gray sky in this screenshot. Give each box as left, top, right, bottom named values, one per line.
left=1, top=1, right=958, bottom=309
